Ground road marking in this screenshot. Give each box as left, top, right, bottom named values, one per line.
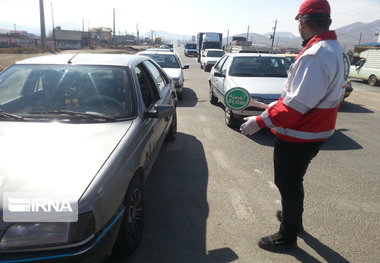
left=228, top=188, right=255, bottom=222
left=267, top=180, right=277, bottom=190
left=198, top=114, right=207, bottom=122
left=212, top=149, right=229, bottom=169
left=203, top=128, right=216, bottom=140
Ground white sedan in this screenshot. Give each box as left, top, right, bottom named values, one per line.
left=200, top=49, right=225, bottom=72
left=208, top=53, right=291, bottom=128
left=138, top=50, right=189, bottom=100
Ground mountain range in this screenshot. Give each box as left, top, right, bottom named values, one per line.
left=1, top=19, right=379, bottom=51
left=149, top=20, right=380, bottom=51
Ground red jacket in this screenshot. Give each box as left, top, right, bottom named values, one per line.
left=256, top=31, right=347, bottom=143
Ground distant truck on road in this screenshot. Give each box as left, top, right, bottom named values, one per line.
left=349, top=49, right=380, bottom=86
left=197, top=32, right=223, bottom=62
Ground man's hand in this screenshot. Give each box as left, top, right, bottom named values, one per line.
left=240, top=116, right=261, bottom=135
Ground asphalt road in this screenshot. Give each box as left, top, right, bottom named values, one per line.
left=106, top=47, right=380, bottom=263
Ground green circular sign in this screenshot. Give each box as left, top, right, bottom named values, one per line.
left=224, top=87, right=251, bottom=110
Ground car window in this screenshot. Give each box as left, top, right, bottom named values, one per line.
left=135, top=63, right=160, bottom=109
left=214, top=55, right=228, bottom=71
left=141, top=54, right=180, bottom=68
left=228, top=56, right=288, bottom=77
left=143, top=60, right=168, bottom=93
left=206, top=51, right=225, bottom=57
left=185, top=44, right=196, bottom=49
left=221, top=55, right=232, bottom=74
left=0, top=65, right=133, bottom=120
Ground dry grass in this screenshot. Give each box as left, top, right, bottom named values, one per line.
left=0, top=46, right=148, bottom=71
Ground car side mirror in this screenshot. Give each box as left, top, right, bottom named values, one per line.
left=144, top=104, right=174, bottom=119
left=214, top=71, right=225, bottom=78
left=182, top=65, right=189, bottom=69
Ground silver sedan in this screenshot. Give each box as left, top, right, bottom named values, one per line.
left=0, top=53, right=177, bottom=262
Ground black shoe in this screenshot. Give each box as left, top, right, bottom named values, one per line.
left=276, top=210, right=304, bottom=233
left=258, top=232, right=297, bottom=251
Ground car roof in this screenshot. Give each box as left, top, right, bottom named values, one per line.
left=205, top=49, right=224, bottom=52
left=14, top=53, right=145, bottom=67
left=227, top=53, right=287, bottom=58
left=139, top=50, right=177, bottom=56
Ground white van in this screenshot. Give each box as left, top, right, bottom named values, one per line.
left=349, top=49, right=380, bottom=86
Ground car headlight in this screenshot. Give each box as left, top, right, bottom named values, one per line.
left=0, top=212, right=94, bottom=249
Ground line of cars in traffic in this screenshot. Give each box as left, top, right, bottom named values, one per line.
left=0, top=43, right=356, bottom=262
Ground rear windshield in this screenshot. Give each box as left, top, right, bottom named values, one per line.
left=229, top=57, right=290, bottom=77
left=206, top=51, right=225, bottom=57
left=141, top=54, right=180, bottom=68
left=185, top=44, right=196, bottom=49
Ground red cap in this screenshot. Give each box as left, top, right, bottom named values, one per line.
left=295, top=0, right=331, bottom=20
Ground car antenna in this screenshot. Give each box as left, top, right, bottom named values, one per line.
left=67, top=52, right=80, bottom=64
left=253, top=44, right=261, bottom=57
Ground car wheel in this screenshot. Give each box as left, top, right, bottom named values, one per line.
left=177, top=91, right=183, bottom=100
left=368, top=75, right=378, bottom=86
left=165, top=110, right=177, bottom=141
left=225, top=108, right=240, bottom=128
left=204, top=65, right=208, bottom=72
left=114, top=176, right=144, bottom=256
left=209, top=85, right=218, bottom=105
left=200, top=63, right=203, bottom=69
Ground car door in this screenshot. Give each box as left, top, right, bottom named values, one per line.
left=141, top=60, right=173, bottom=157
left=213, top=55, right=232, bottom=101
left=134, top=62, right=163, bottom=172
left=210, top=55, right=228, bottom=96
left=350, top=59, right=365, bottom=79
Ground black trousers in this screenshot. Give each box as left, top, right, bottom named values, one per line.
left=274, top=137, right=323, bottom=239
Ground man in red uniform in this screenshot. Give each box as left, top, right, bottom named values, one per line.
left=240, top=0, right=348, bottom=251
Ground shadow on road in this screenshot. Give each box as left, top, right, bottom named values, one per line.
left=339, top=101, right=374, bottom=113
left=177, top=87, right=199, bottom=107
left=321, top=128, right=362, bottom=150
left=106, top=133, right=238, bottom=263
left=239, top=128, right=362, bottom=151
left=272, top=231, right=350, bottom=263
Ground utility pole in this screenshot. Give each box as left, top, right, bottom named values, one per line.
left=50, top=2, right=56, bottom=50
left=112, top=8, right=116, bottom=44
left=358, top=32, right=362, bottom=45
left=226, top=29, right=229, bottom=49
left=136, top=23, right=139, bottom=43
left=270, top=19, right=278, bottom=53
left=246, top=25, right=250, bottom=41
left=39, top=0, right=47, bottom=51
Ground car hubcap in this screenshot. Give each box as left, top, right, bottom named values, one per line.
left=127, top=188, right=143, bottom=241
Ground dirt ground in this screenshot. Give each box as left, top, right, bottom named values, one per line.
left=0, top=46, right=147, bottom=71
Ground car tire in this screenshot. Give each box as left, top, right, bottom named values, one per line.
left=165, top=110, right=177, bottom=142
left=200, top=63, right=203, bottom=69
left=204, top=65, right=208, bottom=72
left=209, top=85, right=218, bottom=105
left=177, top=91, right=183, bottom=100
left=225, top=108, right=240, bottom=128
left=368, top=75, right=378, bottom=86
left=114, top=176, right=144, bottom=256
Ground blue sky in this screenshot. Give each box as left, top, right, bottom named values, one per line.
left=0, top=0, right=379, bottom=37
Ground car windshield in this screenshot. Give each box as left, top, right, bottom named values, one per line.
left=142, top=54, right=180, bottom=68
left=207, top=51, right=225, bottom=57
left=0, top=65, right=134, bottom=121
left=229, top=56, right=290, bottom=77
left=185, top=44, right=196, bottom=49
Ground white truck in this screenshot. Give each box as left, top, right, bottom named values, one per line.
left=349, top=49, right=380, bottom=86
